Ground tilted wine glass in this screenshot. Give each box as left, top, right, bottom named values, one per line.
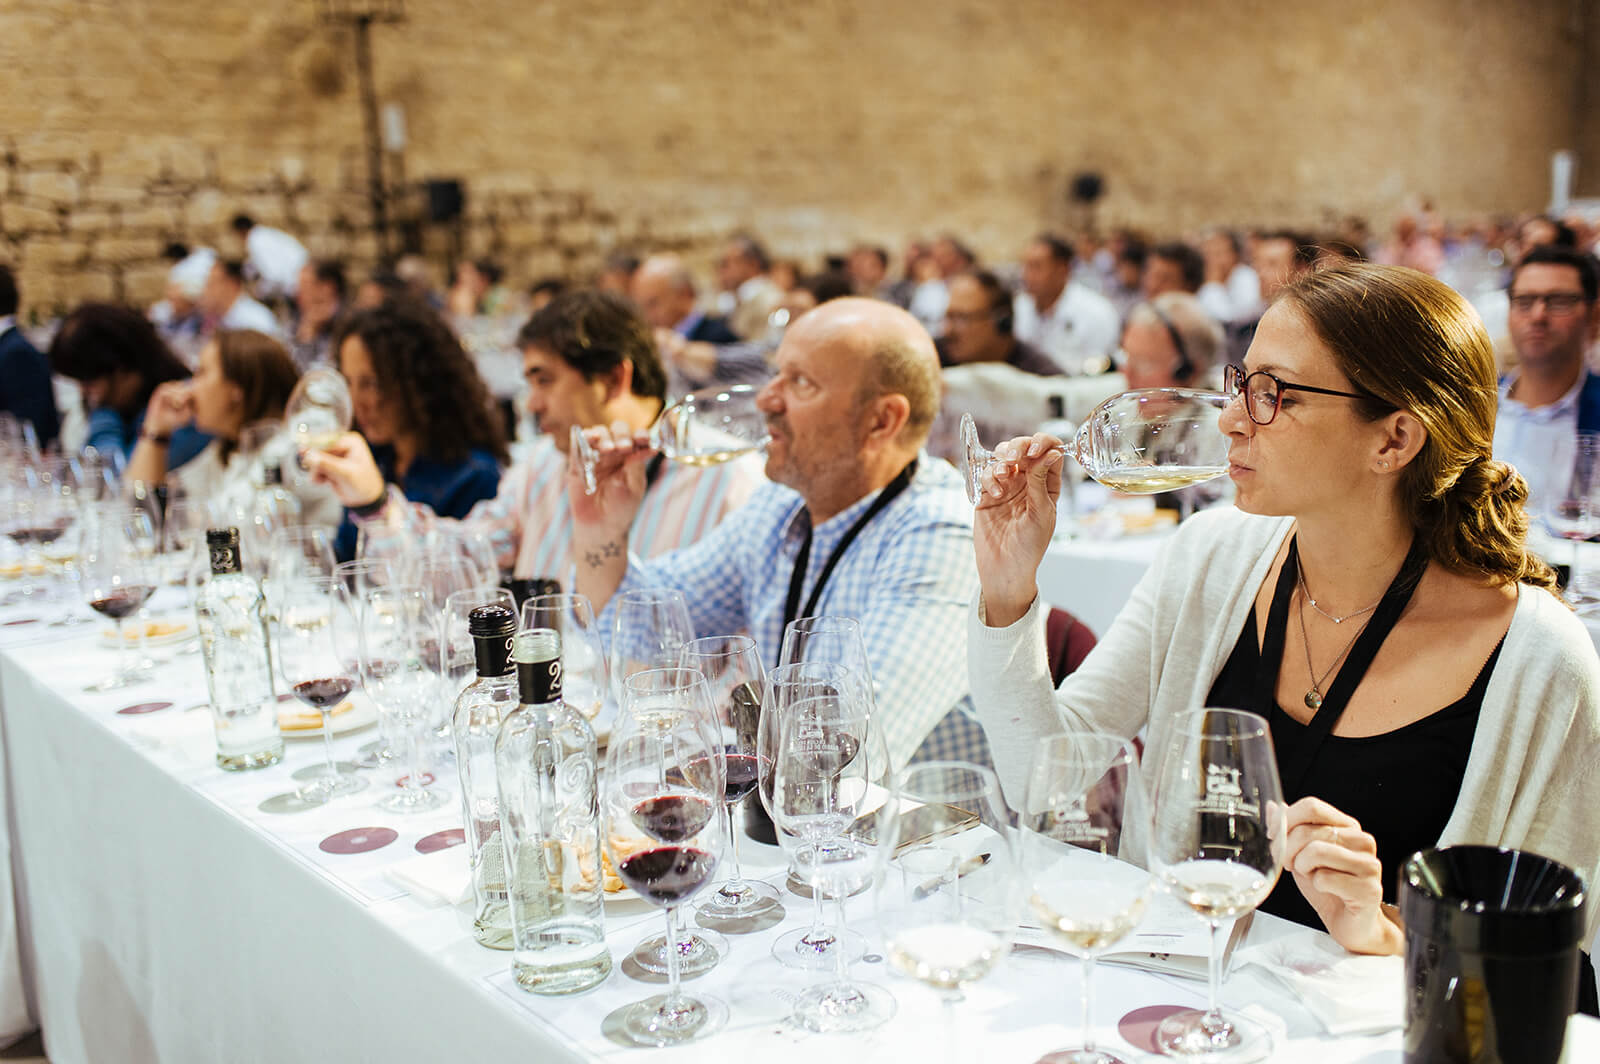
left=1149, top=708, right=1286, bottom=1062
left=959, top=387, right=1233, bottom=504
left=1021, top=734, right=1153, bottom=1064
left=571, top=384, right=769, bottom=495
left=603, top=667, right=729, bottom=1047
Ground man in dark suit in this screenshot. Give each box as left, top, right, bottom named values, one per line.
left=0, top=265, right=60, bottom=448
left=631, top=254, right=740, bottom=344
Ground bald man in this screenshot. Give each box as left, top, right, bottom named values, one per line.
left=631, top=254, right=740, bottom=343
left=573, top=298, right=983, bottom=769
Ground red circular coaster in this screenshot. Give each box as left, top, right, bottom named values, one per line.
left=319, top=826, right=400, bottom=855
left=415, top=828, right=466, bottom=854
left=1117, top=1004, right=1194, bottom=1053
left=117, top=701, right=174, bottom=715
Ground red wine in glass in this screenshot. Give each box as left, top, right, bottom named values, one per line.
left=88, top=584, right=157, bottom=620
left=630, top=795, right=716, bottom=844
left=293, top=676, right=355, bottom=707
left=618, top=846, right=717, bottom=905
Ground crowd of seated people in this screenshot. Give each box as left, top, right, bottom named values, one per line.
left=3, top=200, right=1600, bottom=997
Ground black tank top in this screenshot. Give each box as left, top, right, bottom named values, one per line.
left=1205, top=537, right=1502, bottom=929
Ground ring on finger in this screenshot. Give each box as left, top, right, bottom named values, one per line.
left=1330, top=828, right=1341, bottom=848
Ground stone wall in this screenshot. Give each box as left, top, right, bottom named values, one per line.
left=2, top=0, right=1595, bottom=313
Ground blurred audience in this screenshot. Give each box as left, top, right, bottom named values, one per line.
left=715, top=233, right=785, bottom=342
left=231, top=214, right=308, bottom=303
left=1197, top=229, right=1263, bottom=325
left=288, top=258, right=347, bottom=368
left=1012, top=233, right=1119, bottom=375
left=632, top=254, right=739, bottom=343
left=448, top=258, right=512, bottom=318
left=200, top=259, right=283, bottom=338
left=1142, top=241, right=1206, bottom=297
left=939, top=270, right=1063, bottom=376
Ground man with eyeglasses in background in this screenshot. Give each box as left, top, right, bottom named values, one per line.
left=1492, top=244, right=1600, bottom=516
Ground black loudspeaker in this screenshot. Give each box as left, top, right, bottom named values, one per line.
left=425, top=179, right=464, bottom=223
left=1070, top=172, right=1105, bottom=205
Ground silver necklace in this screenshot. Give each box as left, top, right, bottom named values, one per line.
left=1297, top=588, right=1371, bottom=711
left=1296, top=565, right=1382, bottom=625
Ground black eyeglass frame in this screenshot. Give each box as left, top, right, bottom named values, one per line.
left=1223, top=363, right=1376, bottom=426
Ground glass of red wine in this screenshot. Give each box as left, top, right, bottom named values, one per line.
left=77, top=505, right=158, bottom=692
left=603, top=667, right=728, bottom=1047
left=274, top=576, right=370, bottom=803
left=677, top=634, right=780, bottom=926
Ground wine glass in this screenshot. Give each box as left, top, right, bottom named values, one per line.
left=572, top=384, right=769, bottom=494
left=603, top=667, right=728, bottom=1047
left=424, top=526, right=498, bottom=588
left=759, top=660, right=874, bottom=969
left=521, top=593, right=606, bottom=722
left=1020, top=734, right=1153, bottom=1064
left=678, top=634, right=781, bottom=924
left=1149, top=709, right=1286, bottom=1061
left=336, top=557, right=402, bottom=767
left=269, top=526, right=338, bottom=587
left=77, top=505, right=158, bottom=691
left=284, top=366, right=353, bottom=487
left=771, top=687, right=896, bottom=1032
left=274, top=577, right=369, bottom=803
left=878, top=761, right=1021, bottom=1062
left=359, top=584, right=451, bottom=813
left=959, top=388, right=1233, bottom=504
left=609, top=587, right=695, bottom=707
left=779, top=615, right=876, bottom=707
left=163, top=499, right=209, bottom=588
left=1544, top=433, right=1600, bottom=606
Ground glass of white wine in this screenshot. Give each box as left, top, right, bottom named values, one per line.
left=1149, top=708, right=1286, bottom=1062
left=284, top=366, right=354, bottom=486
left=571, top=384, right=769, bottom=494
left=1021, top=734, right=1152, bottom=1064
left=959, top=388, right=1232, bottom=504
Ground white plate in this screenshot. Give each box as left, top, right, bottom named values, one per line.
left=278, top=696, right=379, bottom=738
left=98, top=620, right=194, bottom=648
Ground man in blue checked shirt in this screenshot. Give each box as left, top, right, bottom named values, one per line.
left=572, top=297, right=985, bottom=770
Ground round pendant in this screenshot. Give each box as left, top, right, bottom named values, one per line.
left=1304, top=690, right=1323, bottom=710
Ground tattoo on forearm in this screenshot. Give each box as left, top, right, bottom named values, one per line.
left=583, top=541, right=623, bottom=569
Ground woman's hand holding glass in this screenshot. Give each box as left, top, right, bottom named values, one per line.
left=302, top=431, right=387, bottom=508
left=971, top=433, right=1066, bottom=629
left=1020, top=735, right=1151, bottom=1064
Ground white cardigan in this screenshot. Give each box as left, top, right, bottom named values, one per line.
left=969, top=506, right=1600, bottom=939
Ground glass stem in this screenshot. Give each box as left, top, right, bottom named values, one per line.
left=114, top=618, right=133, bottom=681
left=1082, top=953, right=1098, bottom=1052
left=832, top=892, right=850, bottom=985
left=943, top=991, right=960, bottom=1064
left=722, top=799, right=744, bottom=888
left=319, top=706, right=338, bottom=774
left=406, top=723, right=425, bottom=796
left=1574, top=539, right=1583, bottom=602
left=805, top=857, right=827, bottom=941
left=1204, top=917, right=1223, bottom=1023
left=663, top=905, right=683, bottom=1003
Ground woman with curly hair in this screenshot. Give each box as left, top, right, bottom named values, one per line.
left=327, top=301, right=507, bottom=559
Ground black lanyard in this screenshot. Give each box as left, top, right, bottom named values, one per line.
left=780, top=459, right=918, bottom=654
left=1258, top=534, right=1429, bottom=795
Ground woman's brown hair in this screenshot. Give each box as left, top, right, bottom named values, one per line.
left=213, top=329, right=300, bottom=460
left=1280, top=262, right=1558, bottom=593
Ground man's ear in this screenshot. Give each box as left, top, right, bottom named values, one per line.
left=604, top=359, right=634, bottom=403
left=864, top=392, right=911, bottom=447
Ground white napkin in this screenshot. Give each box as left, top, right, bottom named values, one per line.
left=1235, top=929, right=1403, bottom=1035
left=387, top=846, right=471, bottom=907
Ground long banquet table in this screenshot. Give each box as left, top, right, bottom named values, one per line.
left=2, top=592, right=1599, bottom=1062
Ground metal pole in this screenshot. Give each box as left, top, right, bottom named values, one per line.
left=353, top=14, right=390, bottom=260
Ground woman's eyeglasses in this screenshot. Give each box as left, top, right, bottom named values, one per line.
left=1222, top=364, right=1375, bottom=426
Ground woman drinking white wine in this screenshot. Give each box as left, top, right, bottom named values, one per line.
left=967, top=263, right=1600, bottom=992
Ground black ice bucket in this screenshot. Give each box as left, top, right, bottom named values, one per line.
left=1400, top=845, right=1589, bottom=1064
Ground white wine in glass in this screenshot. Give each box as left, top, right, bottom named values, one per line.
left=572, top=384, right=768, bottom=494
left=960, top=388, right=1231, bottom=503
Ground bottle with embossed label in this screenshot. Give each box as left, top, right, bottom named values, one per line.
left=193, top=527, right=284, bottom=770
left=495, top=628, right=611, bottom=993
left=452, top=602, right=519, bottom=949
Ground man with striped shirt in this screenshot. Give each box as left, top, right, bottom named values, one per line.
left=572, top=298, right=983, bottom=770
left=309, top=290, right=763, bottom=582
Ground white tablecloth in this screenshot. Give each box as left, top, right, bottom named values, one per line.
left=2, top=594, right=1598, bottom=1061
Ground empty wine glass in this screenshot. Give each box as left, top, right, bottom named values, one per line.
left=779, top=615, right=876, bottom=708
left=443, top=586, right=518, bottom=701
left=609, top=587, right=695, bottom=707
left=336, top=557, right=402, bottom=768
left=679, top=634, right=781, bottom=925
left=359, top=584, right=450, bottom=813
left=77, top=505, right=158, bottom=691
left=274, top=577, right=369, bottom=803
left=1149, top=709, right=1286, bottom=1062
left=760, top=660, right=874, bottom=970
left=879, top=761, right=1020, bottom=1063
left=603, top=667, right=728, bottom=1046
left=521, top=593, right=606, bottom=722
left=959, top=388, right=1233, bottom=504
left=572, top=384, right=769, bottom=494
left=1545, top=433, right=1600, bottom=606
left=269, top=526, right=338, bottom=588
left=772, top=687, right=896, bottom=1032
left=1021, top=734, right=1153, bottom=1064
